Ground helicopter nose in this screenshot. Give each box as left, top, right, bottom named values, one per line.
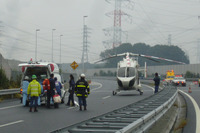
left=117, top=77, right=135, bottom=88
left=129, top=78, right=135, bottom=87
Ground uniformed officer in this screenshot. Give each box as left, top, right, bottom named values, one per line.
left=27, top=75, right=41, bottom=112
left=75, top=74, right=90, bottom=111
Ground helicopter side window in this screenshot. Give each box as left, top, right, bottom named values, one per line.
left=118, top=67, right=126, bottom=77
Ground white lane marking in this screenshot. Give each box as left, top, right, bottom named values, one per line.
left=0, top=120, right=24, bottom=128
left=142, top=84, right=154, bottom=91
left=179, top=90, right=200, bottom=133
left=68, top=107, right=76, bottom=109
left=102, top=96, right=111, bottom=99
left=0, top=104, right=22, bottom=111
left=91, top=82, right=102, bottom=92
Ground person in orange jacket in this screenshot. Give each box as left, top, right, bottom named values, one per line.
left=43, top=78, right=50, bottom=91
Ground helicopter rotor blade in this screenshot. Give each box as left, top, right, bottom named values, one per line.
left=138, top=54, right=186, bottom=64
left=93, top=53, right=126, bottom=63
left=93, top=52, right=186, bottom=65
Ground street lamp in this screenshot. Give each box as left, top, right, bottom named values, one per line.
left=60, top=34, right=63, bottom=64
left=52, top=29, right=56, bottom=62
left=35, top=29, right=40, bottom=62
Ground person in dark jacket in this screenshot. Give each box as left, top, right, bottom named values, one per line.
left=153, top=72, right=160, bottom=93
left=75, top=73, right=90, bottom=111
left=66, top=74, right=75, bottom=106
left=47, top=74, right=55, bottom=108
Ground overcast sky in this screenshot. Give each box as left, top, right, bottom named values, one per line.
left=0, top=0, right=200, bottom=64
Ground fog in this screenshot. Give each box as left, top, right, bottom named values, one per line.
left=0, top=0, right=200, bottom=64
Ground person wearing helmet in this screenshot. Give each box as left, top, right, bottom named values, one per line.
left=75, top=73, right=90, bottom=111
left=27, top=75, right=41, bottom=112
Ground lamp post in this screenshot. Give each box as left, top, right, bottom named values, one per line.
left=35, top=29, right=40, bottom=61
left=52, top=29, right=56, bottom=62
left=60, top=34, right=63, bottom=65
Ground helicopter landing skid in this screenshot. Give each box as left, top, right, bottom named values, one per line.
left=112, top=91, right=117, bottom=96
left=138, top=89, right=143, bottom=95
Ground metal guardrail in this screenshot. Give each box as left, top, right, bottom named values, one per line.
left=0, top=88, right=20, bottom=96
left=52, top=85, right=177, bottom=133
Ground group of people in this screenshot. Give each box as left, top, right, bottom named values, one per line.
left=27, top=73, right=90, bottom=112
left=67, top=73, right=90, bottom=111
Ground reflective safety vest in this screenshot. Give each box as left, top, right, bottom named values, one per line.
left=75, top=79, right=90, bottom=97
left=43, top=78, right=50, bottom=90
left=27, top=79, right=41, bottom=97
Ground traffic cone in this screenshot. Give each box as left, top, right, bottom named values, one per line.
left=188, top=87, right=192, bottom=93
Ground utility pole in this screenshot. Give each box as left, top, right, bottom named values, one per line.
left=81, top=16, right=90, bottom=73
left=60, top=34, right=63, bottom=65
left=197, top=39, right=200, bottom=63
left=35, top=29, right=40, bottom=61
left=52, top=29, right=56, bottom=62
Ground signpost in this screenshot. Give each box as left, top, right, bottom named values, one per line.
left=70, top=61, right=79, bottom=70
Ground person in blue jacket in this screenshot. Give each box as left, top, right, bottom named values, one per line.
left=47, top=74, right=55, bottom=108
left=54, top=77, right=62, bottom=108
left=54, top=77, right=62, bottom=96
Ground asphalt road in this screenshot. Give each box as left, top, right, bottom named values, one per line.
left=0, top=79, right=154, bottom=133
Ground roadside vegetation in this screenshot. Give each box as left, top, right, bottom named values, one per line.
left=0, top=68, right=21, bottom=102
left=0, top=68, right=21, bottom=90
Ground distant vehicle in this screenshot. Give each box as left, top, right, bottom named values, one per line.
left=172, top=76, right=186, bottom=86
left=18, top=59, right=66, bottom=106
left=165, top=70, right=175, bottom=82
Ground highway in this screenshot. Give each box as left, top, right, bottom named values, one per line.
left=0, top=79, right=154, bottom=133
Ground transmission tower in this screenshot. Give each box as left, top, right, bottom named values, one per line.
left=103, top=0, right=133, bottom=49
left=168, top=34, right=171, bottom=45
left=81, top=16, right=90, bottom=73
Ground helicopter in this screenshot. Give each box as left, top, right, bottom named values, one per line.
left=95, top=52, right=185, bottom=96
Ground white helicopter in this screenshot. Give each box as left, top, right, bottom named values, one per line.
left=95, top=52, right=185, bottom=96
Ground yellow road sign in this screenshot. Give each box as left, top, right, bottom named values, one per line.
left=70, top=61, right=79, bottom=70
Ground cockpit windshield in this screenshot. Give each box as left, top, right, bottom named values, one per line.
left=118, top=67, right=126, bottom=77
left=118, top=67, right=135, bottom=77
left=127, top=67, right=135, bottom=77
